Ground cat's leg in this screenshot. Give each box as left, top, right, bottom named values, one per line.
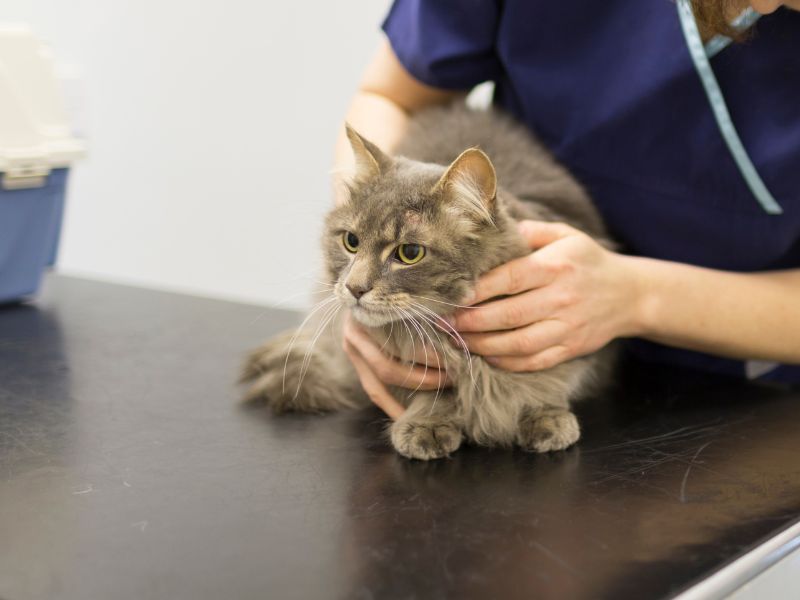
left=240, top=329, right=365, bottom=413
left=516, top=406, right=580, bottom=453
left=390, top=391, right=464, bottom=460
left=510, top=356, right=602, bottom=453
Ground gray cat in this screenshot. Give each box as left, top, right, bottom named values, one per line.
left=241, top=102, right=616, bottom=460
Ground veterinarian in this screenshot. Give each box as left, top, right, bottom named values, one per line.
left=338, top=0, right=800, bottom=418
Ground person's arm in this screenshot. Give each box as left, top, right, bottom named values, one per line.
left=450, top=221, right=800, bottom=371
left=633, top=255, right=800, bottom=363
left=333, top=40, right=458, bottom=182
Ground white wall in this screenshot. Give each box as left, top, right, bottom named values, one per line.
left=1, top=0, right=392, bottom=309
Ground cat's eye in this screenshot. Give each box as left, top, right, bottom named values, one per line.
left=343, top=232, right=359, bottom=253
left=396, top=243, right=425, bottom=265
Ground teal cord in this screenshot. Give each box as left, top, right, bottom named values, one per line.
left=677, top=0, right=783, bottom=215
left=705, top=7, right=761, bottom=58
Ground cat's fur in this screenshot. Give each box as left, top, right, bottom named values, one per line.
left=241, top=102, right=616, bottom=460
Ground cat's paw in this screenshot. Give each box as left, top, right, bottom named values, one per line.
left=517, top=409, right=580, bottom=453
left=391, top=420, right=464, bottom=460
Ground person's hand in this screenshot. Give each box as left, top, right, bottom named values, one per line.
left=342, top=314, right=451, bottom=419
left=450, top=220, right=644, bottom=372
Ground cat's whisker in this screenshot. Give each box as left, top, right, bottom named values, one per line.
left=294, top=302, right=342, bottom=399
left=260, top=286, right=336, bottom=313
left=407, top=298, right=490, bottom=400
left=378, top=312, right=395, bottom=353
left=246, top=286, right=333, bottom=326
left=411, top=294, right=483, bottom=310
left=395, top=306, right=431, bottom=398
left=296, top=300, right=340, bottom=390
left=398, top=305, right=440, bottom=398
left=281, top=294, right=338, bottom=395
left=408, top=308, right=447, bottom=372
left=405, top=306, right=442, bottom=393
left=394, top=307, right=421, bottom=390
left=410, top=300, right=471, bottom=360
left=410, top=300, right=480, bottom=397
left=408, top=304, right=460, bottom=406
left=411, top=301, right=460, bottom=341
left=405, top=305, right=450, bottom=413
left=404, top=306, right=449, bottom=411
left=409, top=296, right=474, bottom=356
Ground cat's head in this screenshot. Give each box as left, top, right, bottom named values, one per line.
left=323, top=125, right=517, bottom=328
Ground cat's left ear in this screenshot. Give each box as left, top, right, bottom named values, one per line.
left=432, top=148, right=497, bottom=224
left=344, top=124, right=392, bottom=184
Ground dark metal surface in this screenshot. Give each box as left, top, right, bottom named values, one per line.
left=1, top=275, right=799, bottom=600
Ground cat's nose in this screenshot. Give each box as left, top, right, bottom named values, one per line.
left=346, top=283, right=371, bottom=300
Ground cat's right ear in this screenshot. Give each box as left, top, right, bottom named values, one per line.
left=432, top=148, right=497, bottom=225
left=344, top=124, right=391, bottom=184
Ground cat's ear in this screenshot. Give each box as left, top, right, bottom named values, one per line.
left=432, top=148, right=497, bottom=224
left=344, top=124, right=391, bottom=183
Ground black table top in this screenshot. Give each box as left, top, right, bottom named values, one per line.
left=1, top=275, right=799, bottom=600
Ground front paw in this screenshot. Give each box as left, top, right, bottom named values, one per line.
left=517, top=409, right=580, bottom=453
left=391, top=420, right=464, bottom=460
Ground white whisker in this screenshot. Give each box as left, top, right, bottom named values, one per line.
left=410, top=300, right=479, bottom=397
left=412, top=294, right=482, bottom=310
left=395, top=306, right=430, bottom=398
left=405, top=304, right=449, bottom=413
left=282, top=294, right=339, bottom=394
left=394, top=307, right=420, bottom=389
left=294, top=302, right=342, bottom=399
left=378, top=313, right=395, bottom=353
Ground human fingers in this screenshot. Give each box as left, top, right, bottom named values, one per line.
left=450, top=288, right=564, bottom=333
left=464, top=221, right=579, bottom=306
left=484, top=344, right=574, bottom=372
left=461, top=319, right=568, bottom=358
left=516, top=220, right=577, bottom=249
left=344, top=315, right=445, bottom=369
left=344, top=317, right=450, bottom=390
left=342, top=340, right=406, bottom=420
left=464, top=250, right=557, bottom=307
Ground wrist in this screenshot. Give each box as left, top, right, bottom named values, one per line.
left=616, top=254, right=661, bottom=338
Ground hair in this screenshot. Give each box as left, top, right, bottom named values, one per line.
left=691, top=0, right=750, bottom=40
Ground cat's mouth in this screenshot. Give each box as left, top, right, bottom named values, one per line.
left=334, top=285, right=402, bottom=327
left=349, top=304, right=396, bottom=328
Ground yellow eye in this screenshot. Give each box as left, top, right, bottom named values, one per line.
left=396, top=243, right=425, bottom=265
left=343, top=232, right=359, bottom=253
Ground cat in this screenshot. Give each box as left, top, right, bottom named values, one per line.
left=241, top=101, right=616, bottom=460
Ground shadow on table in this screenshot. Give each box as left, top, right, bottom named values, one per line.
left=0, top=302, right=74, bottom=477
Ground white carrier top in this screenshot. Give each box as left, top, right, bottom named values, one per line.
left=0, top=25, right=85, bottom=188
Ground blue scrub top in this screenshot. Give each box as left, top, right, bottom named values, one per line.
left=383, top=0, right=800, bottom=384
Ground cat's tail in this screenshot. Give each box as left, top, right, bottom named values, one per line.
left=239, top=328, right=366, bottom=413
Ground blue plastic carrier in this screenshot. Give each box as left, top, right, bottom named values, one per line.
left=0, top=168, right=69, bottom=303
left=0, top=26, right=84, bottom=303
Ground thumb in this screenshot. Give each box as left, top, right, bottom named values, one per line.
left=517, top=220, right=576, bottom=250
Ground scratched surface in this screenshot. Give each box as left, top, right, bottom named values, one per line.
left=0, top=275, right=799, bottom=600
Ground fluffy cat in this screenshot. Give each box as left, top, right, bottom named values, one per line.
left=241, top=102, right=616, bottom=460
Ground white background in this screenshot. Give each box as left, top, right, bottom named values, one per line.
left=2, top=0, right=391, bottom=309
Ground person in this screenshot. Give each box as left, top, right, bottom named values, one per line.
left=335, top=0, right=800, bottom=417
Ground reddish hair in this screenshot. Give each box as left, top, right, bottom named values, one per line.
left=691, top=0, right=750, bottom=40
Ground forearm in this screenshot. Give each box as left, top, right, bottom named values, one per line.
left=333, top=39, right=458, bottom=185
left=334, top=91, right=410, bottom=174
left=628, top=255, right=800, bottom=364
